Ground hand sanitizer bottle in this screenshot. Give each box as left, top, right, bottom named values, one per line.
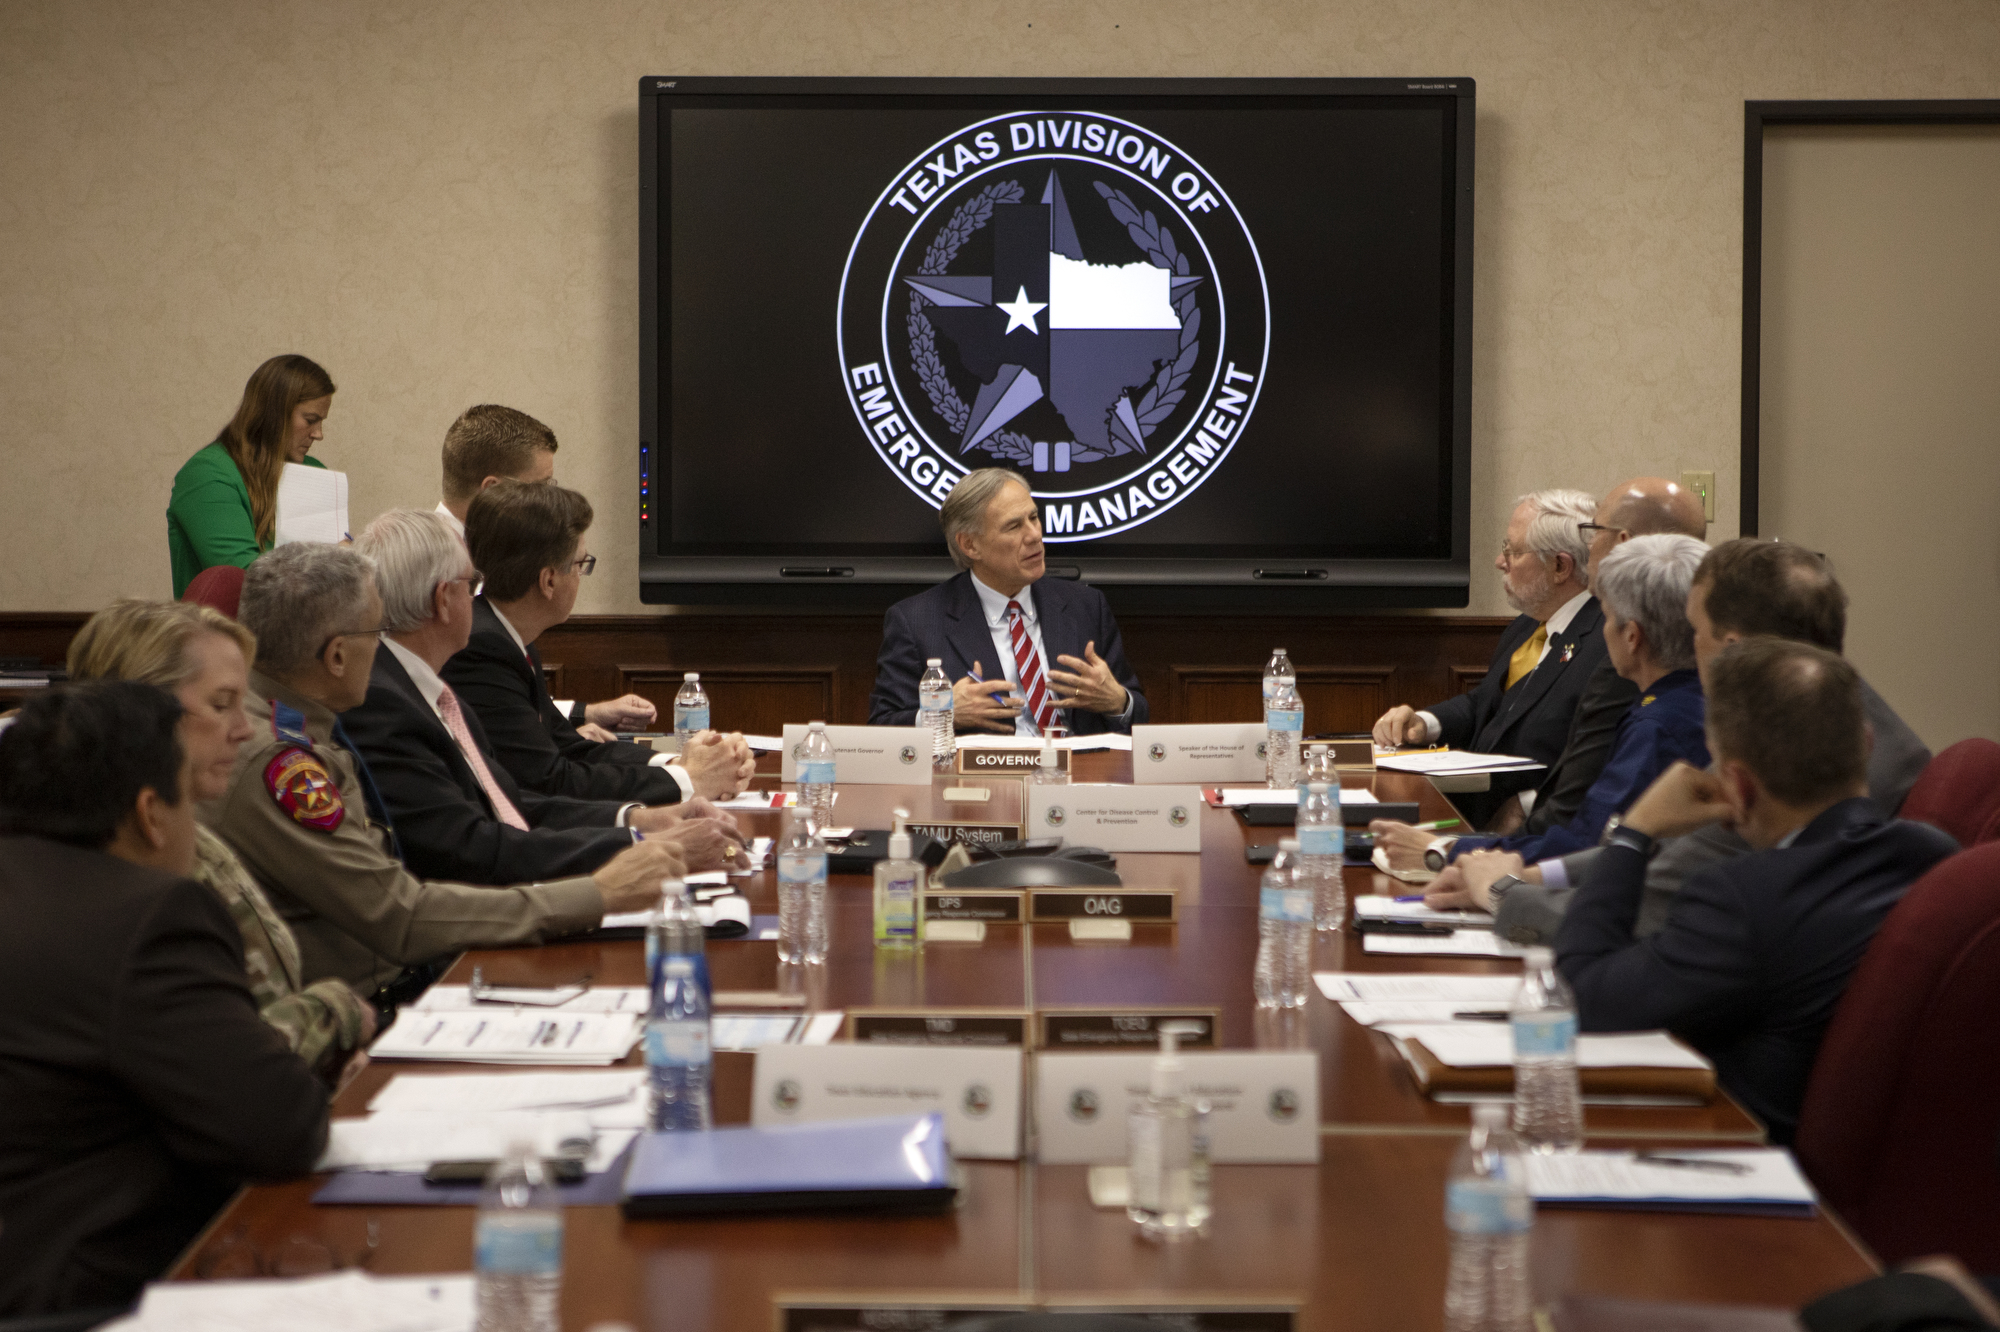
left=1127, top=1025, right=1212, bottom=1241
left=873, top=809, right=923, bottom=950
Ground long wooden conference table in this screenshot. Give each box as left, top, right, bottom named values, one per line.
left=172, top=752, right=1877, bottom=1329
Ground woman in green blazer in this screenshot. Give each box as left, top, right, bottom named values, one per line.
left=167, top=355, right=337, bottom=596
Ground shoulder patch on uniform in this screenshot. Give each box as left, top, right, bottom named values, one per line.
left=265, top=747, right=345, bottom=832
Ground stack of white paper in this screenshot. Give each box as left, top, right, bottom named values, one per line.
left=410, top=985, right=647, bottom=1014
left=104, top=1271, right=472, bottom=1332
left=369, top=1009, right=641, bottom=1064
left=1378, top=1024, right=1712, bottom=1071
left=1374, top=749, right=1545, bottom=776
left=954, top=733, right=1132, bottom=752
left=1315, top=973, right=1525, bottom=1004
left=1363, top=932, right=1530, bottom=958
left=319, top=1070, right=649, bottom=1174
left=274, top=463, right=350, bottom=546
left=1526, top=1150, right=1816, bottom=1210
left=1353, top=895, right=1493, bottom=927
left=1216, top=787, right=1381, bottom=807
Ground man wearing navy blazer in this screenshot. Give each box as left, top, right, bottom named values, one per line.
left=869, top=468, right=1146, bottom=737
left=1556, top=637, right=1957, bottom=1144
left=1373, top=488, right=1607, bottom=832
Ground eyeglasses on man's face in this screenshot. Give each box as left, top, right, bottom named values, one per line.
left=569, top=553, right=597, bottom=577
left=446, top=571, right=485, bottom=598
left=1577, top=523, right=1624, bottom=538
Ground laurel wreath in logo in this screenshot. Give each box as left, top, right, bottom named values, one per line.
left=905, top=177, right=1202, bottom=468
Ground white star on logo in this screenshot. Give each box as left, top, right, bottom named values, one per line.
left=996, top=285, right=1048, bottom=336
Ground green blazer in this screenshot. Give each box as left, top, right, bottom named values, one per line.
left=166, top=443, right=324, bottom=597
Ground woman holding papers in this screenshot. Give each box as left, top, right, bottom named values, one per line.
left=166, top=353, right=335, bottom=596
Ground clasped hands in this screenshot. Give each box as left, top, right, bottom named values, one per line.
left=951, top=642, right=1127, bottom=733
left=626, top=796, right=746, bottom=872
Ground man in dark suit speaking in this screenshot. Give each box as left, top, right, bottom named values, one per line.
left=869, top=468, right=1146, bottom=737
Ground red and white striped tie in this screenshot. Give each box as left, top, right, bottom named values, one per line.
left=1006, top=600, right=1054, bottom=735
left=438, top=685, right=530, bottom=830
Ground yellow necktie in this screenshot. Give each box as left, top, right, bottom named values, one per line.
left=1505, top=624, right=1548, bottom=689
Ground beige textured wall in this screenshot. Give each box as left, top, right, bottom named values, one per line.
left=2, top=0, right=1996, bottom=615
left=1760, top=125, right=2000, bottom=748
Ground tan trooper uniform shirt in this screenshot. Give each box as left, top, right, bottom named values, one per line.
left=202, top=672, right=605, bottom=993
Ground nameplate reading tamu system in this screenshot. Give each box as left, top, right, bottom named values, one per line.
left=924, top=890, right=1025, bottom=923
left=1036, top=1050, right=1320, bottom=1165
left=906, top=819, right=1024, bottom=850
left=847, top=1009, right=1030, bottom=1047
left=753, top=1044, right=1022, bottom=1159
left=1039, top=1007, right=1218, bottom=1050
left=956, top=745, right=1070, bottom=774
left=1025, top=783, right=1202, bottom=853
left=1131, top=722, right=1268, bottom=784
left=780, top=724, right=930, bottom=784
left=1028, top=888, right=1177, bottom=923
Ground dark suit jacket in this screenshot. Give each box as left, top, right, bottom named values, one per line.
left=340, top=647, right=637, bottom=884
left=1556, top=798, right=1958, bottom=1144
left=0, top=837, right=327, bottom=1315
left=1524, top=655, right=1640, bottom=834
left=441, top=598, right=682, bottom=804
left=867, top=571, right=1148, bottom=736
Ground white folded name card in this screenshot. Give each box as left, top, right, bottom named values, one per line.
left=780, top=724, right=931, bottom=784
left=1131, top=723, right=1267, bottom=783
left=1034, top=1050, right=1320, bottom=1164
left=1024, top=783, right=1201, bottom=852
left=751, top=1043, right=1022, bottom=1159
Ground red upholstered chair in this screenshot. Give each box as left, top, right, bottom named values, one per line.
left=1900, top=738, right=2000, bottom=846
left=181, top=564, right=246, bottom=619
left=1794, top=841, right=2000, bottom=1268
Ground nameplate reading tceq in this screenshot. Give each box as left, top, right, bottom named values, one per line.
left=1131, top=723, right=1267, bottom=784
left=780, top=724, right=930, bottom=784
left=1035, top=1050, right=1320, bottom=1164
left=1024, top=783, right=1202, bottom=853
left=752, top=1044, right=1022, bottom=1159
left=847, top=1009, right=1030, bottom=1047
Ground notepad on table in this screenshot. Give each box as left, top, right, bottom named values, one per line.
left=1527, top=1149, right=1816, bottom=1216
left=1352, top=895, right=1494, bottom=927
left=1363, top=931, right=1529, bottom=958
left=622, top=1111, right=958, bottom=1218
left=369, top=1009, right=642, bottom=1064
left=1380, top=1022, right=1717, bottom=1103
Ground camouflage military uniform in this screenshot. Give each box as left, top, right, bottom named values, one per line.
left=188, top=825, right=369, bottom=1080
left=202, top=672, right=604, bottom=995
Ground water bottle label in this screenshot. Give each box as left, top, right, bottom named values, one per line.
left=778, top=854, right=827, bottom=885
left=646, top=1021, right=710, bottom=1066
left=1260, top=886, right=1314, bottom=923
left=1446, top=1179, right=1532, bottom=1235
left=1265, top=708, right=1304, bottom=733
left=674, top=705, right=710, bottom=733
left=798, top=760, right=836, bottom=785
left=1511, top=1011, right=1578, bottom=1058
left=1297, top=827, right=1344, bottom=856
left=920, top=689, right=950, bottom=710
left=474, top=1215, right=563, bottom=1275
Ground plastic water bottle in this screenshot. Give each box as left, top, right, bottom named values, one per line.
left=918, top=658, right=954, bottom=773
left=474, top=1139, right=562, bottom=1332
left=1265, top=680, right=1304, bottom=789
left=798, top=720, right=836, bottom=829
left=1253, top=839, right=1311, bottom=1009
left=1443, top=1105, right=1534, bottom=1332
left=1262, top=647, right=1295, bottom=708
left=672, top=672, right=709, bottom=748
left=645, top=880, right=712, bottom=1132
left=1296, top=742, right=1338, bottom=801
left=1296, top=781, right=1346, bottom=931
left=776, top=811, right=829, bottom=965
left=1510, top=946, right=1583, bottom=1154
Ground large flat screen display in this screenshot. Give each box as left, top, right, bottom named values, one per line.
left=640, top=77, right=1474, bottom=609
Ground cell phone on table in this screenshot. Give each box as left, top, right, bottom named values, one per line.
left=424, top=1156, right=586, bottom=1185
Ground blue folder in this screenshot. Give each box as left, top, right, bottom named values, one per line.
left=621, top=1112, right=958, bottom=1218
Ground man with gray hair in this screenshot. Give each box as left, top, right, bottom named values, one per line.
left=1371, top=487, right=1608, bottom=832
left=210, top=541, right=686, bottom=1007
left=1419, top=533, right=1712, bottom=903
left=868, top=467, right=1146, bottom=736
left=337, top=509, right=743, bottom=887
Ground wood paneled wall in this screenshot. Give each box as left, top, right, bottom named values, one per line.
left=1, top=612, right=1506, bottom=730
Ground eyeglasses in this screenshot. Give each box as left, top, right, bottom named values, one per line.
left=195, top=1221, right=379, bottom=1278
left=569, top=554, right=597, bottom=577
left=1498, top=541, right=1540, bottom=564
left=1577, top=523, right=1624, bottom=538
left=316, top=626, right=385, bottom=660
left=446, top=571, right=485, bottom=598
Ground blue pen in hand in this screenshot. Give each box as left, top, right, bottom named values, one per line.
left=1395, top=893, right=1429, bottom=903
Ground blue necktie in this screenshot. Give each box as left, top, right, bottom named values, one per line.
left=332, top=717, right=404, bottom=863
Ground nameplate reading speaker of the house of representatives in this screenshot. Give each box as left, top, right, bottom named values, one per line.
left=1131, top=722, right=1268, bottom=784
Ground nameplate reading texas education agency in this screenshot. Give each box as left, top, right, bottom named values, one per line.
left=1035, top=1050, right=1320, bottom=1165
left=923, top=890, right=1026, bottom=923
left=906, top=819, right=1025, bottom=850
left=780, top=724, right=931, bottom=784
left=753, top=1044, right=1022, bottom=1159
left=847, top=1009, right=1030, bottom=1047
left=1131, top=722, right=1267, bottom=783
left=1038, top=1007, right=1218, bottom=1050
left=957, top=745, right=1069, bottom=774
left=1025, top=783, right=1201, bottom=853
left=1028, top=889, right=1177, bottom=923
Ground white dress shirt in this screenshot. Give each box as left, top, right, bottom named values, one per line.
left=1417, top=588, right=1595, bottom=744
left=967, top=573, right=1132, bottom=736
left=488, top=603, right=692, bottom=798
left=434, top=501, right=465, bottom=539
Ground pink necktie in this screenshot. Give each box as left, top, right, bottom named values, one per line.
left=1006, top=600, right=1055, bottom=735
left=437, top=684, right=530, bottom=830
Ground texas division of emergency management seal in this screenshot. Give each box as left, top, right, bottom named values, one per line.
left=839, top=112, right=1270, bottom=539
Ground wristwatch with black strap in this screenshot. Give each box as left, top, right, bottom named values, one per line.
left=1599, top=812, right=1660, bottom=859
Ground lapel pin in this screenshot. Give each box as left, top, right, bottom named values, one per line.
left=1560, top=642, right=1575, bottom=662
